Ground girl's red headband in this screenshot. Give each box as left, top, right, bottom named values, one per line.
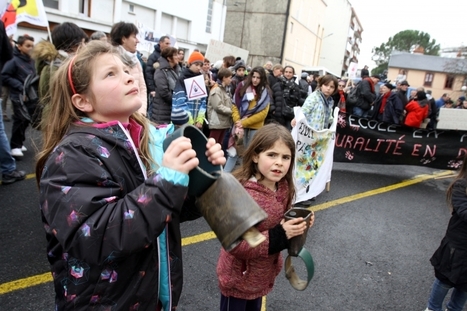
left=67, top=56, right=77, bottom=95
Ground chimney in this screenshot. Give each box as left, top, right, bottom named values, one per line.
left=413, top=45, right=424, bottom=54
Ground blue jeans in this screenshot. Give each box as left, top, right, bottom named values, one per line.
left=352, top=106, right=370, bottom=118
left=427, top=278, right=467, bottom=311
left=243, top=128, right=257, bottom=149
left=0, top=103, right=16, bottom=174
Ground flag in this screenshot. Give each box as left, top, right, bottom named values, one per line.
left=1, top=0, right=48, bottom=37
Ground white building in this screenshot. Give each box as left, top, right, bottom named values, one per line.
left=18, top=0, right=227, bottom=58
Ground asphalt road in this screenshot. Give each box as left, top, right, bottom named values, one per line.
left=0, top=118, right=465, bottom=311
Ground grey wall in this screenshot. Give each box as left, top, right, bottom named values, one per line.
left=224, top=0, right=288, bottom=67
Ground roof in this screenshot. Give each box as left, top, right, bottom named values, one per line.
left=388, top=53, right=467, bottom=73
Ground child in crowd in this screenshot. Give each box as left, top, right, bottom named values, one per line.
left=36, top=41, right=225, bottom=311
left=216, top=123, right=314, bottom=311
left=425, top=155, right=467, bottom=311
left=171, top=50, right=207, bottom=128
left=1, top=34, right=35, bottom=157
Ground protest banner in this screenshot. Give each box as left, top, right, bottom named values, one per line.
left=1, top=0, right=48, bottom=36
left=333, top=113, right=467, bottom=170
left=205, top=39, right=249, bottom=63
left=292, top=107, right=339, bottom=203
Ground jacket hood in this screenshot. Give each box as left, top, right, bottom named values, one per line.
left=31, top=40, right=58, bottom=63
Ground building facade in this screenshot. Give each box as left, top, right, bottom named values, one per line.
left=388, top=52, right=467, bottom=100
left=18, top=0, right=226, bottom=58
left=224, top=0, right=363, bottom=77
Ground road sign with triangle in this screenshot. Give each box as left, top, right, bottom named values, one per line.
left=183, top=75, right=208, bottom=101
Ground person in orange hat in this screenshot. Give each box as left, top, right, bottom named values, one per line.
left=171, top=50, right=207, bottom=128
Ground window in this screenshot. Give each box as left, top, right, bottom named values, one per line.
left=129, top=4, right=134, bottom=13
left=206, top=0, right=213, bottom=33
left=424, top=73, right=434, bottom=87
left=79, top=0, right=90, bottom=16
left=290, top=22, right=294, bottom=34
left=444, top=75, right=455, bottom=89
left=43, top=0, right=59, bottom=9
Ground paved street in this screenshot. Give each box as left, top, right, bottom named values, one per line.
left=0, top=118, right=465, bottom=310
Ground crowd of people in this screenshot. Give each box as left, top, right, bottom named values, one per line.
left=0, top=19, right=465, bottom=311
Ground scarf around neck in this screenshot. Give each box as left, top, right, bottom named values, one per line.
left=234, top=82, right=270, bottom=118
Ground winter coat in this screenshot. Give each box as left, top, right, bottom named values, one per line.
left=1, top=46, right=35, bottom=100
left=171, top=67, right=207, bottom=125
left=280, top=76, right=301, bottom=111
left=207, top=83, right=232, bottom=130
left=0, top=20, right=12, bottom=90
left=430, top=178, right=467, bottom=291
left=232, top=81, right=270, bottom=130
left=150, top=57, right=180, bottom=124
left=39, top=120, right=201, bottom=311
left=230, top=74, right=245, bottom=98
left=397, top=90, right=409, bottom=108
left=31, top=40, right=65, bottom=101
left=269, top=81, right=285, bottom=125
left=370, top=92, right=404, bottom=125
left=355, top=78, right=375, bottom=111
left=266, top=74, right=283, bottom=124
left=301, top=90, right=334, bottom=130
left=404, top=99, right=429, bottom=128
left=217, top=178, right=290, bottom=300
left=298, top=77, right=309, bottom=105
left=145, top=44, right=162, bottom=93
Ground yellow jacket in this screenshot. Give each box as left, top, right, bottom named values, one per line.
left=232, top=100, right=270, bottom=129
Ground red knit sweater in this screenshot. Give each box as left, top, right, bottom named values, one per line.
left=216, top=178, right=290, bottom=300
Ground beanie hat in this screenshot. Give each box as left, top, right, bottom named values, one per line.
left=384, top=83, right=395, bottom=90
left=416, top=91, right=427, bottom=101
left=234, top=60, right=246, bottom=71
left=188, top=51, right=204, bottom=65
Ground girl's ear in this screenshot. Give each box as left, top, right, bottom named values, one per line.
left=253, top=154, right=259, bottom=163
left=71, top=94, right=93, bottom=113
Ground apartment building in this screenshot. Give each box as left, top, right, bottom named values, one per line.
left=17, top=0, right=226, bottom=57
left=224, top=0, right=364, bottom=77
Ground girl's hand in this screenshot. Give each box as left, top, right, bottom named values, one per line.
left=162, top=137, right=199, bottom=174
left=206, top=138, right=226, bottom=165
left=235, top=121, right=243, bottom=128
left=291, top=118, right=296, bottom=128
left=281, top=217, right=307, bottom=239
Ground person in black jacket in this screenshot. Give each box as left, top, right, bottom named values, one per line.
left=280, top=66, right=301, bottom=130
left=1, top=34, right=35, bottom=157
left=266, top=64, right=284, bottom=126
left=150, top=47, right=180, bottom=124
left=353, top=74, right=380, bottom=117
left=424, top=155, right=467, bottom=311
left=145, top=35, right=171, bottom=98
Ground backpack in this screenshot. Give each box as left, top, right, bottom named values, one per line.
left=20, top=73, right=41, bottom=128
left=346, top=82, right=360, bottom=107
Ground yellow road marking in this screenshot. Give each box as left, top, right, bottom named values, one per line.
left=0, top=170, right=454, bottom=296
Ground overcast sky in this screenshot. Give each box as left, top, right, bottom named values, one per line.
left=349, top=0, right=466, bottom=70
